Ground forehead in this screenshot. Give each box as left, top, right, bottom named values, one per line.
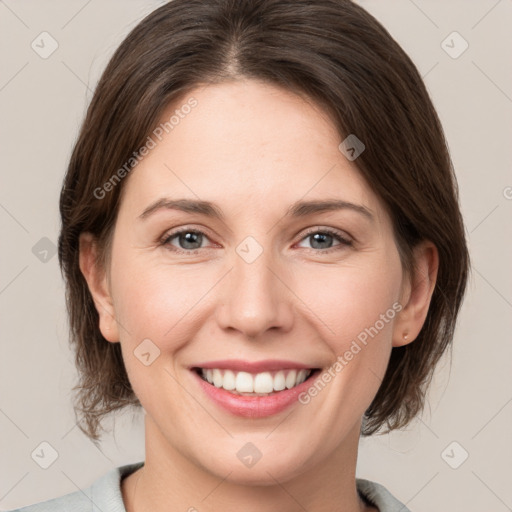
left=120, top=79, right=387, bottom=224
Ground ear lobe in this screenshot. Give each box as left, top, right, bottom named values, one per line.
left=392, top=240, right=439, bottom=347
left=78, top=232, right=120, bottom=343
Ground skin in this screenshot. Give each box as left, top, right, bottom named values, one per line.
left=80, top=79, right=438, bottom=512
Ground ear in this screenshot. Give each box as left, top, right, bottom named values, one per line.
left=78, top=232, right=120, bottom=343
left=392, top=240, right=439, bottom=347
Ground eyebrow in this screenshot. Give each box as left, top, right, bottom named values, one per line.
left=138, top=198, right=374, bottom=222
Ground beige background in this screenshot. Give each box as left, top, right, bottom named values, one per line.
left=1, top=1, right=511, bottom=510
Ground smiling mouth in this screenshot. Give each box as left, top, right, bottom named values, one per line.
left=193, top=367, right=321, bottom=396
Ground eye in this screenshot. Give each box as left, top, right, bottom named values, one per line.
left=160, top=226, right=353, bottom=255
left=296, top=227, right=353, bottom=253
left=161, top=227, right=214, bottom=254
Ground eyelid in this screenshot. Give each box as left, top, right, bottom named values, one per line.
left=297, top=225, right=353, bottom=244
left=159, top=225, right=218, bottom=248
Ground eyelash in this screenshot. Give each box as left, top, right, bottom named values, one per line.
left=159, top=226, right=353, bottom=255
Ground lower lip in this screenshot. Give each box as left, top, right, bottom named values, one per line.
left=192, top=369, right=320, bottom=418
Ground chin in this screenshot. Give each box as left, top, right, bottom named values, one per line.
left=190, top=439, right=316, bottom=486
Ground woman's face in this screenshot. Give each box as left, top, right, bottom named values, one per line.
left=87, top=79, right=417, bottom=483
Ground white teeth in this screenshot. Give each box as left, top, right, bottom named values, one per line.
left=212, top=369, right=223, bottom=388
left=274, top=371, right=286, bottom=391
left=222, top=370, right=236, bottom=390
left=199, top=368, right=313, bottom=394
left=285, top=369, right=297, bottom=389
left=235, top=371, right=254, bottom=392
left=297, top=369, right=308, bottom=385
left=254, top=372, right=274, bottom=393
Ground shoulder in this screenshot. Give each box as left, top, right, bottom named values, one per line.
left=6, top=461, right=144, bottom=512
left=356, top=477, right=412, bottom=512
left=7, top=490, right=93, bottom=512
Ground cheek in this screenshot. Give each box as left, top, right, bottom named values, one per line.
left=290, top=259, right=403, bottom=426
left=293, top=256, right=402, bottom=350
left=113, top=265, right=196, bottom=340
left=109, top=259, right=197, bottom=406
left=109, top=253, right=220, bottom=393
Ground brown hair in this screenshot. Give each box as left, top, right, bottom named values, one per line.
left=58, top=0, right=470, bottom=442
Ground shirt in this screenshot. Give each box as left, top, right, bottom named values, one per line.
left=7, top=461, right=411, bottom=512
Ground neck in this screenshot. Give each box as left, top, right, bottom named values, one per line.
left=122, top=415, right=371, bottom=512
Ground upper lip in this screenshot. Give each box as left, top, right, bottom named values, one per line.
left=191, top=359, right=316, bottom=373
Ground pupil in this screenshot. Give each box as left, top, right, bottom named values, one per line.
left=311, top=233, right=332, bottom=249
left=181, top=232, right=201, bottom=249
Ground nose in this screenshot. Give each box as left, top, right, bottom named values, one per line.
left=215, top=247, right=294, bottom=339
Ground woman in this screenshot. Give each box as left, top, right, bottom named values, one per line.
left=10, top=0, right=469, bottom=511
